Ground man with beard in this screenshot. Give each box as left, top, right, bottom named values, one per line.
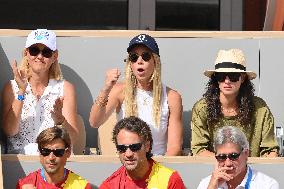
left=16, top=126, right=91, bottom=189
left=197, top=126, right=279, bottom=189
left=100, top=116, right=185, bottom=189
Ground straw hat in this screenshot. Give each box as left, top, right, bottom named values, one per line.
left=204, top=49, right=257, bottom=80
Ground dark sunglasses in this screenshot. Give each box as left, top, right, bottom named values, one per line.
left=116, top=143, right=143, bottom=153
left=214, top=72, right=241, bottom=82
left=39, top=148, right=68, bottom=157
left=215, top=152, right=241, bottom=162
left=28, top=46, right=54, bottom=58
left=129, top=52, right=152, bottom=62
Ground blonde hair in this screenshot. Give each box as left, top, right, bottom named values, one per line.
left=19, top=49, right=63, bottom=80
left=124, top=53, right=162, bottom=128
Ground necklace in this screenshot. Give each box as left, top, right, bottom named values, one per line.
left=221, top=106, right=237, bottom=114
left=143, top=95, right=151, bottom=106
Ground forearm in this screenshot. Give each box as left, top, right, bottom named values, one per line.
left=89, top=89, right=110, bottom=128
left=197, top=149, right=215, bottom=157
left=3, top=100, right=24, bottom=136
left=165, top=147, right=182, bottom=156
left=266, top=151, right=278, bottom=158
left=60, top=118, right=78, bottom=146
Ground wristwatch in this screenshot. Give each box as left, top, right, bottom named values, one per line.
left=17, top=94, right=25, bottom=101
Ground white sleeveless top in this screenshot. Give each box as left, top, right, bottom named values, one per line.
left=8, top=79, right=64, bottom=154
left=117, top=84, right=169, bottom=155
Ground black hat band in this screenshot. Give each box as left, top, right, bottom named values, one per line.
left=215, top=62, right=246, bottom=71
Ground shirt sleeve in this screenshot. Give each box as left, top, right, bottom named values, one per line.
left=167, top=171, right=186, bottom=189
left=257, top=100, right=279, bottom=156
left=191, top=99, right=212, bottom=155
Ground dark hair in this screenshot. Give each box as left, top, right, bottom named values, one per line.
left=112, top=116, right=153, bottom=159
left=204, top=74, right=255, bottom=126
left=36, top=126, right=71, bottom=150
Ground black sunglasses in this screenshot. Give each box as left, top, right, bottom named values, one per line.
left=39, top=148, right=68, bottom=157
left=129, top=52, right=152, bottom=62
left=215, top=152, right=241, bottom=162
left=28, top=46, right=54, bottom=58
left=214, top=72, right=241, bottom=82
left=116, top=143, right=143, bottom=153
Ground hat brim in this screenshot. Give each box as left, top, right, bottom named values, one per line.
left=204, top=69, right=257, bottom=80
left=127, top=44, right=159, bottom=56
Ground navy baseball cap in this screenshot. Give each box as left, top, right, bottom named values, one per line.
left=127, top=34, right=160, bottom=56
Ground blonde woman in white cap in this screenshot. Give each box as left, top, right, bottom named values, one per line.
left=191, top=49, right=279, bottom=157
left=1, top=29, right=79, bottom=154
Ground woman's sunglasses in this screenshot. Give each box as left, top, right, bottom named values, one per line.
left=214, top=72, right=241, bottom=82
left=215, top=152, right=241, bottom=162
left=28, top=46, right=54, bottom=58
left=129, top=52, right=152, bottom=62
left=39, top=148, right=68, bottom=157
left=116, top=143, right=143, bottom=153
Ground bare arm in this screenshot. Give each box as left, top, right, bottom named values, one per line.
left=2, top=61, right=28, bottom=136
left=61, top=81, right=79, bottom=145
left=2, top=82, right=24, bottom=136
left=89, top=69, right=122, bottom=128
left=197, top=149, right=215, bottom=157
left=272, top=0, right=284, bottom=30
left=165, top=88, right=183, bottom=156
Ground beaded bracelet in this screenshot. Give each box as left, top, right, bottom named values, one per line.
left=95, top=96, right=108, bottom=107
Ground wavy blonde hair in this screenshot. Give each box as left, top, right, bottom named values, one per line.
left=19, top=49, right=63, bottom=80
left=124, top=53, right=162, bottom=128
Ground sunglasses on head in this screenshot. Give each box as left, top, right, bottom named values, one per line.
left=28, top=46, right=54, bottom=58
left=129, top=52, right=152, bottom=62
left=116, top=143, right=143, bottom=153
left=214, top=72, right=241, bottom=82
left=215, top=152, right=241, bottom=162
left=39, top=148, right=68, bottom=157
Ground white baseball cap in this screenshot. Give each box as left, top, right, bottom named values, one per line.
left=25, top=29, right=57, bottom=51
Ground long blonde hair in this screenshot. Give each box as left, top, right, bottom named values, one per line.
left=19, top=49, right=63, bottom=80
left=124, top=53, right=162, bottom=128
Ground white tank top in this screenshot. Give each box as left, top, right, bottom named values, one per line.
left=8, top=79, right=64, bottom=154
left=117, top=84, right=169, bottom=155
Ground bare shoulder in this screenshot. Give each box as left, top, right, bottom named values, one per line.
left=166, top=86, right=182, bottom=101
left=63, top=80, right=75, bottom=93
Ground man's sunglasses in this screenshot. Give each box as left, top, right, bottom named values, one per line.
left=129, top=52, right=152, bottom=62
left=214, top=72, right=241, bottom=82
left=116, top=143, right=143, bottom=153
left=28, top=46, right=54, bottom=58
left=215, top=152, right=241, bottom=162
left=39, top=148, right=68, bottom=157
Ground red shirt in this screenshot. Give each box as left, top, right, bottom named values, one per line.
left=16, top=169, right=92, bottom=189
left=100, top=159, right=186, bottom=189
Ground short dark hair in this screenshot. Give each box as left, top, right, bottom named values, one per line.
left=36, top=126, right=71, bottom=150
left=112, top=116, right=153, bottom=159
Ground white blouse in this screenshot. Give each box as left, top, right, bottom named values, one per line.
left=117, top=84, right=169, bottom=155
left=7, top=79, right=64, bottom=154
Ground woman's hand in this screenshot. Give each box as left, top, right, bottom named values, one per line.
left=12, top=60, right=28, bottom=93
left=51, top=97, right=65, bottom=125
left=102, top=69, right=121, bottom=94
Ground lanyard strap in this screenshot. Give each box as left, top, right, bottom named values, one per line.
left=41, top=168, right=67, bottom=182
left=244, top=167, right=253, bottom=189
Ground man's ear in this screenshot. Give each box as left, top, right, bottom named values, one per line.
left=145, top=141, right=151, bottom=152
left=66, top=147, right=71, bottom=158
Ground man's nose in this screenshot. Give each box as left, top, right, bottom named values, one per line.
left=124, top=148, right=134, bottom=157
